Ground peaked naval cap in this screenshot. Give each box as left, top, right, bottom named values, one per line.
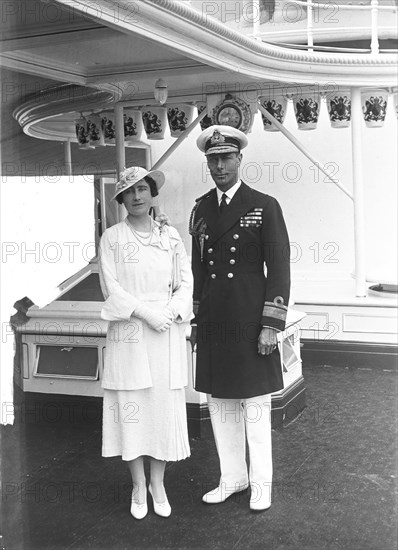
left=196, top=125, right=248, bottom=156
left=112, top=166, right=165, bottom=201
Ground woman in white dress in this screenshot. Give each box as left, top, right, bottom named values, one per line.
left=99, top=166, right=193, bottom=520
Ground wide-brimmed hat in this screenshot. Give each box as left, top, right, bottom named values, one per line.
left=196, top=125, right=248, bottom=156
left=112, top=166, right=165, bottom=200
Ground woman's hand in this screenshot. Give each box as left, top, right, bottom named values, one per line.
left=133, top=302, right=172, bottom=332
left=163, top=304, right=177, bottom=322
left=154, top=312, right=173, bottom=332
left=147, top=309, right=173, bottom=333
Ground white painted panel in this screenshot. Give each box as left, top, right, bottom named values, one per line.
left=343, top=314, right=397, bottom=335
left=299, top=313, right=330, bottom=331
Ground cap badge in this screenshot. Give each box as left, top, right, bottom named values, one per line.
left=210, top=129, right=225, bottom=145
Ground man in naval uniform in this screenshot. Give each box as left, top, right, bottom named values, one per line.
left=190, top=125, right=290, bottom=511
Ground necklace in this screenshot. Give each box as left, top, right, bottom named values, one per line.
left=125, top=217, right=153, bottom=246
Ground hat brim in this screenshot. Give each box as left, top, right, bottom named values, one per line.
left=197, top=125, right=248, bottom=154
left=205, top=145, right=241, bottom=156
left=112, top=169, right=165, bottom=201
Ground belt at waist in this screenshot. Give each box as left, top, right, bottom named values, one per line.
left=206, top=268, right=264, bottom=279
left=139, top=292, right=170, bottom=302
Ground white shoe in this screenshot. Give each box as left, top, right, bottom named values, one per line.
left=249, top=483, right=272, bottom=511
left=202, top=482, right=249, bottom=504
left=130, top=487, right=148, bottom=520
left=149, top=484, right=171, bottom=518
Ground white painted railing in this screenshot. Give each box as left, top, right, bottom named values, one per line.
left=251, top=0, right=397, bottom=55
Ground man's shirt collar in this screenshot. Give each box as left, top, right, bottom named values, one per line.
left=216, top=180, right=241, bottom=205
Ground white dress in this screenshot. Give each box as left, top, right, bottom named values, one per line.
left=99, top=219, right=193, bottom=462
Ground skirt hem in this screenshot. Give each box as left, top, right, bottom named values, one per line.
left=102, top=451, right=191, bottom=462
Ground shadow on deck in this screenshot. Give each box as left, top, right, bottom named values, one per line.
left=1, top=362, right=397, bottom=550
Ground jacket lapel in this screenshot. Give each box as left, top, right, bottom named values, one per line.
left=209, top=182, right=257, bottom=245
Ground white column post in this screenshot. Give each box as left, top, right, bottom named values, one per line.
left=350, top=87, right=367, bottom=297
left=63, top=139, right=72, bottom=178
left=252, top=0, right=260, bottom=39
left=145, top=147, right=152, bottom=171
left=307, top=0, right=314, bottom=52
left=114, top=103, right=126, bottom=222
left=370, top=0, right=379, bottom=55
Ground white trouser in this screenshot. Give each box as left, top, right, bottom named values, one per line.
left=207, top=394, right=273, bottom=497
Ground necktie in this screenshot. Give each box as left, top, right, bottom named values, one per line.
left=219, top=193, right=228, bottom=213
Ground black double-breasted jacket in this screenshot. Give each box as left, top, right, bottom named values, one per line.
left=190, top=182, right=291, bottom=399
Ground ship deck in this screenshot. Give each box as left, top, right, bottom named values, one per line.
left=2, top=361, right=397, bottom=550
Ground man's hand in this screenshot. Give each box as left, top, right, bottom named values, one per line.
left=190, top=325, right=197, bottom=352
left=258, top=327, right=278, bottom=356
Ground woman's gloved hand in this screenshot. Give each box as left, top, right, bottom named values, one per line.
left=163, top=304, right=178, bottom=322
left=133, top=302, right=173, bottom=333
